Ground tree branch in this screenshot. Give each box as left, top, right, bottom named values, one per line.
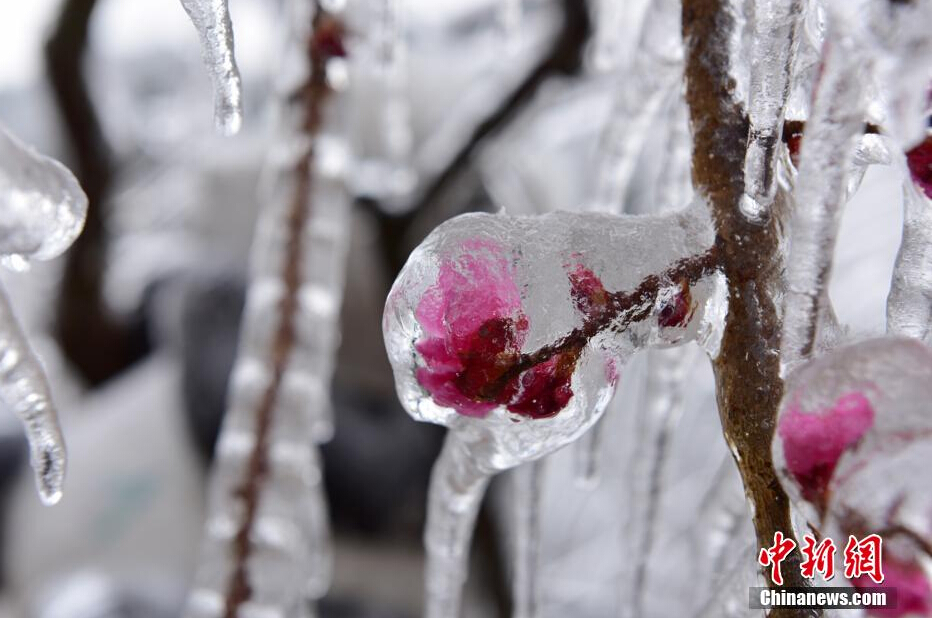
left=682, top=0, right=816, bottom=614
left=46, top=0, right=150, bottom=384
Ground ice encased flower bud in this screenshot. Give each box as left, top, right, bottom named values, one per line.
left=383, top=208, right=724, bottom=470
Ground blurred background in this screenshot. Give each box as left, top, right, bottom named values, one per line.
left=0, top=1, right=909, bottom=616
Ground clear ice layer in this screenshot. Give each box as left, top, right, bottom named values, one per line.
left=384, top=204, right=727, bottom=618
left=179, top=0, right=244, bottom=135
left=0, top=127, right=87, bottom=264
left=186, top=2, right=350, bottom=615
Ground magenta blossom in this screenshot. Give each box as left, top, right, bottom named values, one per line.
left=779, top=391, right=875, bottom=508
left=854, top=556, right=932, bottom=618
left=414, top=240, right=586, bottom=420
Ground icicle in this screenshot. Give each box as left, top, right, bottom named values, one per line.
left=384, top=202, right=728, bottom=618
left=0, top=126, right=88, bottom=267
left=179, top=0, right=244, bottom=135
left=186, top=2, right=352, bottom=616
left=0, top=126, right=88, bottom=505
left=780, top=20, right=867, bottom=372
left=588, top=0, right=682, bottom=214
left=374, top=0, right=416, bottom=205
left=888, top=141, right=932, bottom=344
left=740, top=0, right=802, bottom=222
left=423, top=432, right=492, bottom=618
left=0, top=285, right=66, bottom=505
left=511, top=460, right=542, bottom=618
left=620, top=346, right=696, bottom=618
left=572, top=419, right=602, bottom=489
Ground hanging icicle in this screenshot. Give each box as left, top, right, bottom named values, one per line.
left=511, top=459, right=543, bottom=618
left=887, top=136, right=932, bottom=343
left=179, top=0, right=244, bottom=135
left=0, top=125, right=88, bottom=505
left=185, top=1, right=354, bottom=616
left=739, top=0, right=802, bottom=222
left=780, top=17, right=867, bottom=371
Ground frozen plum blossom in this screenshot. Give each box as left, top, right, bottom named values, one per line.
left=907, top=135, right=932, bottom=200
left=777, top=391, right=874, bottom=509
left=384, top=206, right=726, bottom=618
left=774, top=337, right=932, bottom=608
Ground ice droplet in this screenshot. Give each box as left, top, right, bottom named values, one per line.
left=179, top=0, right=244, bottom=135
left=0, top=285, right=65, bottom=505
left=0, top=126, right=87, bottom=263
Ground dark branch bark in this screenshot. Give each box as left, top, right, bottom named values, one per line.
left=682, top=0, right=817, bottom=615
left=46, top=0, right=150, bottom=384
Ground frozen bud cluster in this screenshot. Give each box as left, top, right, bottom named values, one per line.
left=774, top=337, right=932, bottom=614
left=383, top=206, right=725, bottom=470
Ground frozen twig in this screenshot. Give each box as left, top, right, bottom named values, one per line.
left=186, top=2, right=352, bottom=616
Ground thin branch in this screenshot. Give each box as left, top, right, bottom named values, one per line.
left=476, top=246, right=720, bottom=402
left=223, top=7, right=339, bottom=617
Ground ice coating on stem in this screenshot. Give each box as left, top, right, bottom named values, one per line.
left=179, top=0, right=243, bottom=135
left=186, top=3, right=350, bottom=616
left=781, top=21, right=867, bottom=371
left=424, top=432, right=491, bottom=618
left=623, top=345, right=697, bottom=618
left=740, top=0, right=802, bottom=221
left=0, top=126, right=87, bottom=265
left=0, top=286, right=66, bottom=505
left=384, top=205, right=726, bottom=617
left=888, top=136, right=932, bottom=343
left=774, top=337, right=932, bottom=603
left=511, top=460, right=542, bottom=618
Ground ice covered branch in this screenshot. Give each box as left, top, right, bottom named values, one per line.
left=681, top=0, right=814, bottom=610
left=186, top=2, right=352, bottom=616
